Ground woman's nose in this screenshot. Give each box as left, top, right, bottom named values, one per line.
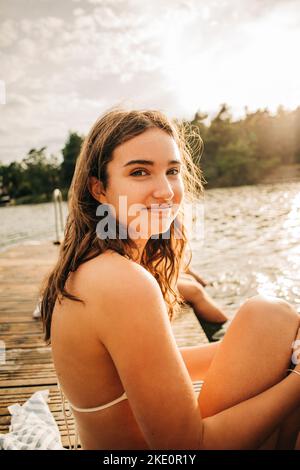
left=152, top=175, right=174, bottom=200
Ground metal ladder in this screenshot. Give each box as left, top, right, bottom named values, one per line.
left=53, top=188, right=65, bottom=245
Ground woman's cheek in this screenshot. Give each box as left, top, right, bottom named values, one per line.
left=174, top=178, right=184, bottom=203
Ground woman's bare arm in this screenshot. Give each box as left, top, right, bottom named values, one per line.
left=201, top=372, right=300, bottom=449
left=181, top=342, right=300, bottom=448
left=86, top=255, right=300, bottom=449
left=184, top=266, right=208, bottom=287
left=180, top=342, right=300, bottom=448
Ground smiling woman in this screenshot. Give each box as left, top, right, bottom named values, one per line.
left=39, top=106, right=300, bottom=450
left=89, top=127, right=185, bottom=243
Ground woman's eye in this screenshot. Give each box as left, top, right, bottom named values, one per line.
left=168, top=168, right=180, bottom=175
left=130, top=169, right=148, bottom=177
left=130, top=168, right=180, bottom=177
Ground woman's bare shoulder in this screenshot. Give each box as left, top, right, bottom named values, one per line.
left=73, top=249, right=164, bottom=346
left=71, top=249, right=157, bottom=301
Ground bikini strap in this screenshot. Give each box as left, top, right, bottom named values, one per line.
left=69, top=391, right=128, bottom=413
left=57, top=381, right=80, bottom=450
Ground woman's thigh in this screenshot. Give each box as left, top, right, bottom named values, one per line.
left=198, top=295, right=299, bottom=418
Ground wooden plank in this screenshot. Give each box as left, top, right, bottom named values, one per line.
left=1, top=367, right=56, bottom=387
left=1, top=377, right=58, bottom=387
left=0, top=384, right=54, bottom=394
left=1, top=373, right=56, bottom=382
left=0, top=315, right=42, bottom=323
left=1, top=337, right=46, bottom=350
left=1, top=363, right=55, bottom=372
left=3, top=348, right=52, bottom=364
left=1, top=372, right=57, bottom=382
left=0, top=321, right=42, bottom=330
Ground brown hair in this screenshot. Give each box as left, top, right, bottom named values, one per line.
left=40, top=106, right=203, bottom=343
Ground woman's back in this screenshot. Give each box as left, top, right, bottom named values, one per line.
left=51, top=250, right=150, bottom=449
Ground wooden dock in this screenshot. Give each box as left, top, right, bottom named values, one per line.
left=0, top=242, right=206, bottom=449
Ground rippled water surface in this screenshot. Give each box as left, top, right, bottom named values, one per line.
left=0, top=202, right=68, bottom=251
left=2, top=182, right=300, bottom=317
left=190, top=182, right=300, bottom=317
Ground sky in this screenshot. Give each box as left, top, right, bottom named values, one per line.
left=0, top=0, right=300, bottom=164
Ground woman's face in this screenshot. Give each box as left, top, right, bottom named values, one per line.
left=92, top=127, right=184, bottom=241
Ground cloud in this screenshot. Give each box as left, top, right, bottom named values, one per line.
left=0, top=20, right=18, bottom=48
left=0, top=0, right=299, bottom=163
left=154, top=0, right=300, bottom=116
left=73, top=8, right=85, bottom=16
left=0, top=80, right=5, bottom=104
left=7, top=93, right=32, bottom=108
left=87, top=0, right=116, bottom=4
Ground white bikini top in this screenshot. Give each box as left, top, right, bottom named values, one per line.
left=58, top=379, right=204, bottom=450
left=58, top=379, right=204, bottom=413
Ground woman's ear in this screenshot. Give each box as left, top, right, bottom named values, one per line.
left=88, top=177, right=107, bottom=203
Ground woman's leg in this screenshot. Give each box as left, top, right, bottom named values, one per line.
left=197, top=295, right=300, bottom=449
left=177, top=276, right=228, bottom=324
left=275, top=406, right=300, bottom=449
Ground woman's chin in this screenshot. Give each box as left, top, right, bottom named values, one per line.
left=127, top=213, right=176, bottom=240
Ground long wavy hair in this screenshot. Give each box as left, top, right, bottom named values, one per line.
left=40, top=107, right=203, bottom=343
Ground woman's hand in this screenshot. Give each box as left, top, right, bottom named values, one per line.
left=185, top=267, right=209, bottom=287
left=292, top=322, right=300, bottom=374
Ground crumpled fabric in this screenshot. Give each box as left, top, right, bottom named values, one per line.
left=0, top=389, right=64, bottom=450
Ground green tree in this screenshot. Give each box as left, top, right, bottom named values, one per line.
left=0, top=148, right=60, bottom=201
left=0, top=161, right=24, bottom=198
left=22, top=147, right=60, bottom=196
left=199, top=104, right=237, bottom=186
left=61, top=132, right=83, bottom=188
left=293, top=107, right=300, bottom=163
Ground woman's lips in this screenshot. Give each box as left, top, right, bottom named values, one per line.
left=147, top=207, right=172, bottom=211
left=143, top=206, right=173, bottom=218
left=144, top=204, right=173, bottom=211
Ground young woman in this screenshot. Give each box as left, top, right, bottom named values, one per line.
left=40, top=107, right=300, bottom=450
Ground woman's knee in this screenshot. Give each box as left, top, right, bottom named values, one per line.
left=236, top=294, right=299, bottom=333
left=221, top=295, right=300, bottom=385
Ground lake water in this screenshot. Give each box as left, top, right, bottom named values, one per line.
left=190, top=182, right=300, bottom=317
left=0, top=201, right=69, bottom=251
left=1, top=182, right=300, bottom=317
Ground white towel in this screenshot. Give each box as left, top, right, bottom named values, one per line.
left=0, top=389, right=64, bottom=450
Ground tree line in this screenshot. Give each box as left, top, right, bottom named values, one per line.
left=1, top=104, right=300, bottom=204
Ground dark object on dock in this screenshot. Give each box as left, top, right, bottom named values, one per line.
left=195, top=317, right=228, bottom=342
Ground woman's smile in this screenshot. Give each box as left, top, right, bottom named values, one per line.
left=143, top=203, right=173, bottom=213
left=141, top=205, right=174, bottom=222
